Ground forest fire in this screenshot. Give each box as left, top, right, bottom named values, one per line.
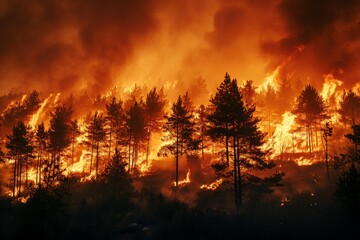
left=0, top=1, right=359, bottom=239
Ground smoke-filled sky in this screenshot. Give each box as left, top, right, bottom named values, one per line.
left=0, top=0, right=359, bottom=96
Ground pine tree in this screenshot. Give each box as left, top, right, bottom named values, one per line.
left=6, top=121, right=33, bottom=196
left=106, top=97, right=124, bottom=159
left=292, top=84, right=327, bottom=153
left=208, top=73, right=282, bottom=212
left=144, top=87, right=167, bottom=164
left=47, top=104, right=73, bottom=185
left=196, top=104, right=208, bottom=163
left=69, top=120, right=81, bottom=167
left=101, top=148, right=134, bottom=202
left=86, top=111, right=106, bottom=179
left=159, top=95, right=199, bottom=187
left=35, top=122, right=47, bottom=186
left=338, top=90, right=360, bottom=127
left=127, top=101, right=146, bottom=172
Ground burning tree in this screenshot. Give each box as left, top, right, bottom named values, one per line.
left=86, top=111, right=107, bottom=179
left=47, top=104, right=73, bottom=185
left=35, top=123, right=47, bottom=186
left=338, top=90, right=360, bottom=127
left=144, top=87, right=167, bottom=165
left=292, top=84, right=327, bottom=153
left=207, top=73, right=282, bottom=212
left=159, top=95, right=199, bottom=187
left=126, top=101, right=146, bottom=172
left=6, top=121, right=34, bottom=197
left=106, top=97, right=124, bottom=159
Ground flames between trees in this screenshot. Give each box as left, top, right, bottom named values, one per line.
left=0, top=70, right=360, bottom=215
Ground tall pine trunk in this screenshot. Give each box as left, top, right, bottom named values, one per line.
left=233, top=134, right=239, bottom=213
left=95, top=140, right=99, bottom=179
left=175, top=122, right=179, bottom=187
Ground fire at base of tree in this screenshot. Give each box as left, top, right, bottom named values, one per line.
left=0, top=72, right=359, bottom=239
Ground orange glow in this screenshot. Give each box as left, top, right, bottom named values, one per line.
left=200, top=178, right=223, bottom=190
left=29, top=94, right=52, bottom=129
left=173, top=169, right=191, bottom=186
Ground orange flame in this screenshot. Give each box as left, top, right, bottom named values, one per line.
left=29, top=94, right=52, bottom=129
left=200, top=178, right=223, bottom=190
left=173, top=169, right=191, bottom=186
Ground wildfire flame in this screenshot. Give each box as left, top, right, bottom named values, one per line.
left=200, top=178, right=223, bottom=190
left=29, top=94, right=52, bottom=129
left=173, top=169, right=191, bottom=186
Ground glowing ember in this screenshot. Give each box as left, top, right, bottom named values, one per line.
left=174, top=169, right=191, bottom=186
left=200, top=178, right=223, bottom=190
left=18, top=196, right=30, bottom=203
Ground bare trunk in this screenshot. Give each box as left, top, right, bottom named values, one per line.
left=233, top=134, right=239, bottom=213
left=108, top=124, right=112, bottom=159
left=226, top=122, right=229, bottom=167
left=13, top=155, right=17, bottom=197
left=95, top=140, right=99, bottom=179
left=175, top=121, right=179, bottom=187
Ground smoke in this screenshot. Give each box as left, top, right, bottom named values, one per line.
left=0, top=0, right=359, bottom=96
left=0, top=0, right=158, bottom=95
left=262, top=0, right=360, bottom=88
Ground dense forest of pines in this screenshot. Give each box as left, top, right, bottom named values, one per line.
left=0, top=73, right=359, bottom=239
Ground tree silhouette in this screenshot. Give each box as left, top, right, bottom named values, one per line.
left=69, top=120, right=81, bottom=167
left=86, top=111, right=106, bottom=179
left=101, top=148, right=134, bottom=204
left=196, top=104, right=208, bottom=163
left=208, top=73, right=282, bottom=212
left=321, top=122, right=333, bottom=180
left=6, top=121, right=33, bottom=196
left=47, top=104, right=73, bottom=185
left=345, top=125, right=360, bottom=162
left=106, top=97, right=124, bottom=159
left=292, top=84, right=326, bottom=153
left=35, top=122, right=47, bottom=186
left=127, top=101, right=146, bottom=172
left=144, top=87, right=167, bottom=165
left=338, top=90, right=360, bottom=127
left=159, top=95, right=199, bottom=187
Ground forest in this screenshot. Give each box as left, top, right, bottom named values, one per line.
left=0, top=72, right=359, bottom=240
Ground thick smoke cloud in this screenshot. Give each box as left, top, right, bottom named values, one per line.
left=262, top=0, right=360, bottom=87
left=0, top=0, right=158, bottom=95
left=0, top=0, right=359, bottom=96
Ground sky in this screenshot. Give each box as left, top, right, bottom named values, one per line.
left=0, top=0, right=359, bottom=96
